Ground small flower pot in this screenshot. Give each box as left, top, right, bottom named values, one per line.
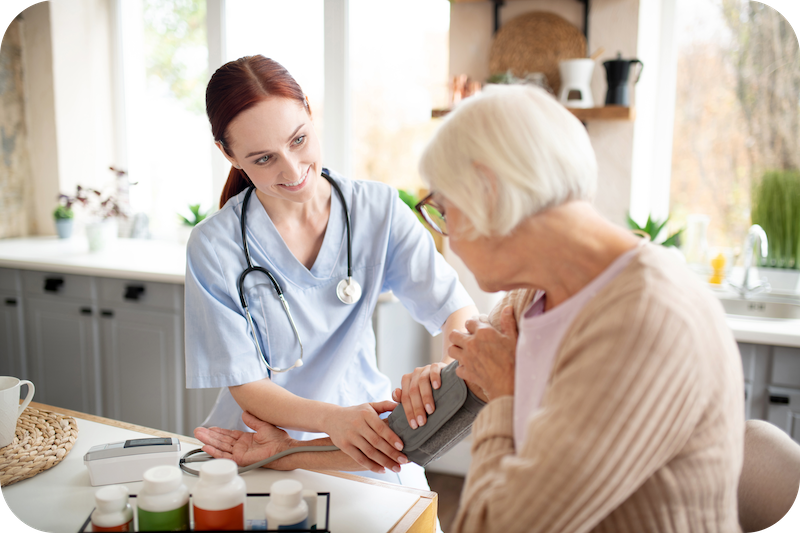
left=54, top=218, right=74, bottom=239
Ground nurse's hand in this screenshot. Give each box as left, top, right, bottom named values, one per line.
left=392, top=362, right=448, bottom=430
left=322, top=401, right=408, bottom=474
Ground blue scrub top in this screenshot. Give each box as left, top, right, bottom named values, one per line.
left=184, top=170, right=473, bottom=440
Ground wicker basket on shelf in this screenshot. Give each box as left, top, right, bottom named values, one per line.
left=489, top=11, right=587, bottom=95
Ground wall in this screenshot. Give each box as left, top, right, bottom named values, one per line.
left=49, top=0, right=117, bottom=198
left=449, top=0, right=640, bottom=227
left=0, top=16, right=33, bottom=238
left=21, top=2, right=60, bottom=236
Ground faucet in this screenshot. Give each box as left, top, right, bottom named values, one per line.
left=727, top=224, right=770, bottom=298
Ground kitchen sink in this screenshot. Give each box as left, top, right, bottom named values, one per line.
left=719, top=297, right=800, bottom=320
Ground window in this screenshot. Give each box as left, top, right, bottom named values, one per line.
left=349, top=0, right=450, bottom=193
left=115, top=0, right=448, bottom=237
left=119, top=0, right=214, bottom=239
left=670, top=0, right=800, bottom=252
left=225, top=0, right=325, bottom=133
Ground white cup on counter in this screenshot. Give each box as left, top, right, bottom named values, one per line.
left=0, top=376, right=35, bottom=448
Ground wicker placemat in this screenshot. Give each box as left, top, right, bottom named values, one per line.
left=489, top=11, right=587, bottom=94
left=0, top=407, right=79, bottom=486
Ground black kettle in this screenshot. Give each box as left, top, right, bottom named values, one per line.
left=603, top=53, right=643, bottom=106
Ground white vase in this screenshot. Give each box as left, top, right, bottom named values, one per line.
left=86, top=219, right=118, bottom=252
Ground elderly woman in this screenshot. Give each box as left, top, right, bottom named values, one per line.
left=416, top=84, right=744, bottom=532
left=195, top=85, right=745, bottom=532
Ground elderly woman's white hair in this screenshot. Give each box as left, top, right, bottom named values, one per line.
left=419, top=84, right=598, bottom=237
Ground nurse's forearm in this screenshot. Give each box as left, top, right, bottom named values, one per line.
left=229, top=379, right=340, bottom=434
left=441, top=305, right=479, bottom=362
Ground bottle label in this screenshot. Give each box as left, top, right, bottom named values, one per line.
left=137, top=503, right=190, bottom=531
left=193, top=503, right=245, bottom=531
left=91, top=519, right=133, bottom=532
left=271, top=518, right=309, bottom=530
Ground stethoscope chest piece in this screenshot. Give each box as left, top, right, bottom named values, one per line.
left=336, top=277, right=362, bottom=305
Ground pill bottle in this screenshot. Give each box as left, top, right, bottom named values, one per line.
left=302, top=489, right=318, bottom=531
left=265, top=479, right=308, bottom=530
left=136, top=465, right=190, bottom=531
left=192, top=458, right=246, bottom=531
left=91, top=485, right=133, bottom=532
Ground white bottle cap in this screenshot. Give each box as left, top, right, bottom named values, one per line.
left=199, top=458, right=237, bottom=484
left=95, top=485, right=129, bottom=513
left=270, top=479, right=303, bottom=507
left=142, top=465, right=182, bottom=495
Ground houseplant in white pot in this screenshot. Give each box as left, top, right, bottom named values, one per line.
left=83, top=187, right=125, bottom=252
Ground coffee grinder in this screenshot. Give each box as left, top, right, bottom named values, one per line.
left=603, top=53, right=643, bottom=106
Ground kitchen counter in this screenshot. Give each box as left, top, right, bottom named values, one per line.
left=726, top=316, right=800, bottom=348
left=1, top=403, right=437, bottom=533
left=1, top=236, right=798, bottom=346
left=0, top=236, right=186, bottom=284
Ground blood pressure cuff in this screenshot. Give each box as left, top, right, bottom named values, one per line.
left=386, top=361, right=486, bottom=467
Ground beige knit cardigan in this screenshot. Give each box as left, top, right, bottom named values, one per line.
left=453, top=244, right=744, bottom=533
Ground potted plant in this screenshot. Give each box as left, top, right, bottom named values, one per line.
left=59, top=185, right=124, bottom=252
left=751, top=170, right=800, bottom=270
left=626, top=213, right=684, bottom=247
left=750, top=169, right=800, bottom=292
left=84, top=187, right=125, bottom=252
left=176, top=204, right=209, bottom=243
left=53, top=197, right=75, bottom=239
left=398, top=188, right=444, bottom=253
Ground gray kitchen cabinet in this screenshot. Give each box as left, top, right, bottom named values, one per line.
left=766, top=385, right=800, bottom=441
left=740, top=342, right=800, bottom=444
left=8, top=267, right=188, bottom=435
left=100, top=307, right=182, bottom=433
left=0, top=268, right=25, bottom=380
left=98, top=278, right=184, bottom=435
left=25, top=295, right=102, bottom=415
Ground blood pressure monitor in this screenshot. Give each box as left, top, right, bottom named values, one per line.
left=84, top=437, right=182, bottom=486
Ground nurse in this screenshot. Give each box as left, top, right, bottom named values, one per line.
left=185, top=55, right=477, bottom=487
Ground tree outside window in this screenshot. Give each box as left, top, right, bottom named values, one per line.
left=670, top=0, right=799, bottom=258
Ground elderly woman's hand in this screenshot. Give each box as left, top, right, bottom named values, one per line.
left=448, top=305, right=517, bottom=400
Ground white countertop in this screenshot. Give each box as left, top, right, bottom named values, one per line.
left=726, top=316, right=800, bottom=348
left=0, top=236, right=187, bottom=284
left=1, top=415, right=422, bottom=533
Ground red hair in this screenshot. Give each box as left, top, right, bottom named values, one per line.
left=206, top=55, right=311, bottom=208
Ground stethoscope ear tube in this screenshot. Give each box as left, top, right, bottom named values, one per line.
left=179, top=445, right=339, bottom=476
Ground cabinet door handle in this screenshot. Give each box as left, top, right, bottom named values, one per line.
left=4, top=298, right=16, bottom=306
left=124, top=285, right=146, bottom=301
left=80, top=307, right=93, bottom=316
left=769, top=395, right=790, bottom=405
left=101, top=310, right=114, bottom=318
left=44, top=277, right=65, bottom=293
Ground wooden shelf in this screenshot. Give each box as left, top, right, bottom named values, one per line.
left=431, top=106, right=635, bottom=122
left=568, top=105, right=635, bottom=121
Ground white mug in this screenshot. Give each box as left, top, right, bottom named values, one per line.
left=0, top=376, right=35, bottom=448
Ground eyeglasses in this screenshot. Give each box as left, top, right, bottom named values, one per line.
left=415, top=192, right=447, bottom=236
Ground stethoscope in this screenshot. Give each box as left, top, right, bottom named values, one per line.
left=238, top=169, right=362, bottom=374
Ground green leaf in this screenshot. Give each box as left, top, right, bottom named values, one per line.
left=626, top=213, right=643, bottom=231
left=397, top=189, right=419, bottom=211
left=652, top=217, right=670, bottom=241
left=661, top=228, right=684, bottom=248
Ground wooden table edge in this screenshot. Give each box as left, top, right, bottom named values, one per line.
left=29, top=402, right=438, bottom=533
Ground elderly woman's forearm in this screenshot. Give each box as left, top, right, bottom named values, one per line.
left=265, top=436, right=365, bottom=471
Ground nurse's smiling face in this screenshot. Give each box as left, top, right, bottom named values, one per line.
left=218, top=96, right=322, bottom=204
